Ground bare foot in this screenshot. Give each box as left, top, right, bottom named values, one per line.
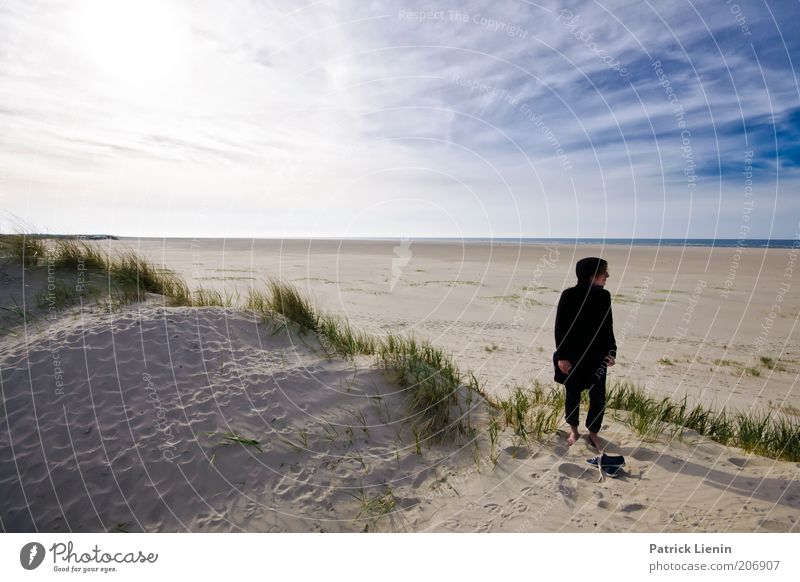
left=566, top=427, right=580, bottom=446
left=587, top=432, right=602, bottom=451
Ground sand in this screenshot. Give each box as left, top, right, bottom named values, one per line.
left=100, top=238, right=800, bottom=412
left=1, top=239, right=798, bottom=532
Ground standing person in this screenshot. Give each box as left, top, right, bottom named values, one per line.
left=554, top=257, right=616, bottom=449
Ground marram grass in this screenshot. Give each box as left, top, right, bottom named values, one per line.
left=492, top=378, right=799, bottom=461
left=376, top=332, right=465, bottom=439
left=0, top=234, right=46, bottom=266
left=52, top=238, right=108, bottom=270
left=605, top=381, right=799, bottom=461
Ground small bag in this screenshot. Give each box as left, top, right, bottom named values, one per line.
left=553, top=351, right=570, bottom=385
left=587, top=454, right=626, bottom=479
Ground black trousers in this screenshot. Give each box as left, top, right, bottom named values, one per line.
left=564, top=357, right=607, bottom=433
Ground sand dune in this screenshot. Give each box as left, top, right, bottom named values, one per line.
left=1, top=302, right=797, bottom=532
left=0, top=305, right=480, bottom=532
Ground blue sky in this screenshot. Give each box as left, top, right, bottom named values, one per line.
left=0, top=0, right=798, bottom=238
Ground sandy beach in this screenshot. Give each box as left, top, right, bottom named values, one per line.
left=106, top=238, right=800, bottom=413
left=1, top=238, right=798, bottom=532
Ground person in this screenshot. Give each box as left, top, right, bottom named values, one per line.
left=554, top=257, right=617, bottom=449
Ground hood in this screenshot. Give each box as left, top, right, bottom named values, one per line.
left=575, top=257, right=607, bottom=285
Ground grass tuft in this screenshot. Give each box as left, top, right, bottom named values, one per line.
left=317, top=313, right=377, bottom=359
left=1, top=234, right=46, bottom=266
left=349, top=485, right=397, bottom=528
left=376, top=332, right=465, bottom=439
left=53, top=238, right=108, bottom=270
left=262, top=278, right=320, bottom=333
left=493, top=382, right=564, bottom=443
left=191, top=287, right=238, bottom=307
left=108, top=250, right=191, bottom=305
left=605, top=382, right=799, bottom=461
left=216, top=431, right=263, bottom=452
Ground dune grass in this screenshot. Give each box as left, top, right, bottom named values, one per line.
left=349, top=485, right=397, bottom=529
left=493, top=381, right=576, bottom=442
left=501, top=386, right=531, bottom=437
left=376, top=332, right=466, bottom=439
left=605, top=381, right=798, bottom=461
left=759, top=356, right=787, bottom=372
left=317, top=313, right=378, bottom=358
left=0, top=299, right=36, bottom=335
left=245, top=280, right=377, bottom=358
left=191, top=287, right=238, bottom=308
left=108, top=249, right=191, bottom=304
left=36, top=280, right=78, bottom=310
left=209, top=430, right=263, bottom=452
left=244, top=279, right=481, bottom=439
left=245, top=279, right=474, bottom=439
left=489, top=378, right=799, bottom=461
left=0, top=235, right=246, bottom=309
left=52, top=238, right=108, bottom=270
left=259, top=278, right=320, bottom=332
left=0, top=234, right=46, bottom=266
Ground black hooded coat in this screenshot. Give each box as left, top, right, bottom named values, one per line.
left=554, top=257, right=617, bottom=378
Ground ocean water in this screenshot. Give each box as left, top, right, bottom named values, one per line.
left=322, top=237, right=799, bottom=249
left=112, top=236, right=799, bottom=249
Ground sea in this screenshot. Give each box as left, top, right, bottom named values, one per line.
left=304, top=237, right=799, bottom=249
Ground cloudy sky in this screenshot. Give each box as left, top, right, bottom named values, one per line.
left=1, top=0, right=798, bottom=238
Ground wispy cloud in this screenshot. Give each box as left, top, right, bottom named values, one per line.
left=0, top=0, right=798, bottom=237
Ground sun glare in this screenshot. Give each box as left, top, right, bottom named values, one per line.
left=75, top=0, right=188, bottom=87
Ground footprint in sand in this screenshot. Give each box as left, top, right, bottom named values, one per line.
left=412, top=469, right=434, bottom=488
left=551, top=442, right=569, bottom=456
left=557, top=477, right=577, bottom=502
left=631, top=447, right=658, bottom=461
left=558, top=462, right=596, bottom=481
left=757, top=519, right=790, bottom=532
left=503, top=445, right=532, bottom=459
left=484, top=502, right=501, bottom=514
left=501, top=500, right=529, bottom=519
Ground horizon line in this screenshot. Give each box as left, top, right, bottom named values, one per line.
left=5, top=233, right=798, bottom=241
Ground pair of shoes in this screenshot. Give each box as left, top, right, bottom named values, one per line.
left=586, top=454, right=625, bottom=478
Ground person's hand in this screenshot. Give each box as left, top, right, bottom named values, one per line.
left=605, top=355, right=616, bottom=366
left=558, top=359, right=572, bottom=374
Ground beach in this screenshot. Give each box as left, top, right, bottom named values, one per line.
left=1, top=238, right=798, bottom=532
left=107, top=238, right=800, bottom=413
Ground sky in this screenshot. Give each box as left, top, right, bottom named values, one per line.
left=0, top=0, right=799, bottom=238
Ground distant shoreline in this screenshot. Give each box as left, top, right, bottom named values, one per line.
left=1, top=233, right=119, bottom=240
left=110, top=236, right=799, bottom=249
left=6, top=234, right=797, bottom=248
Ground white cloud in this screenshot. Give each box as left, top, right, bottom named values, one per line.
left=0, top=0, right=798, bottom=237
